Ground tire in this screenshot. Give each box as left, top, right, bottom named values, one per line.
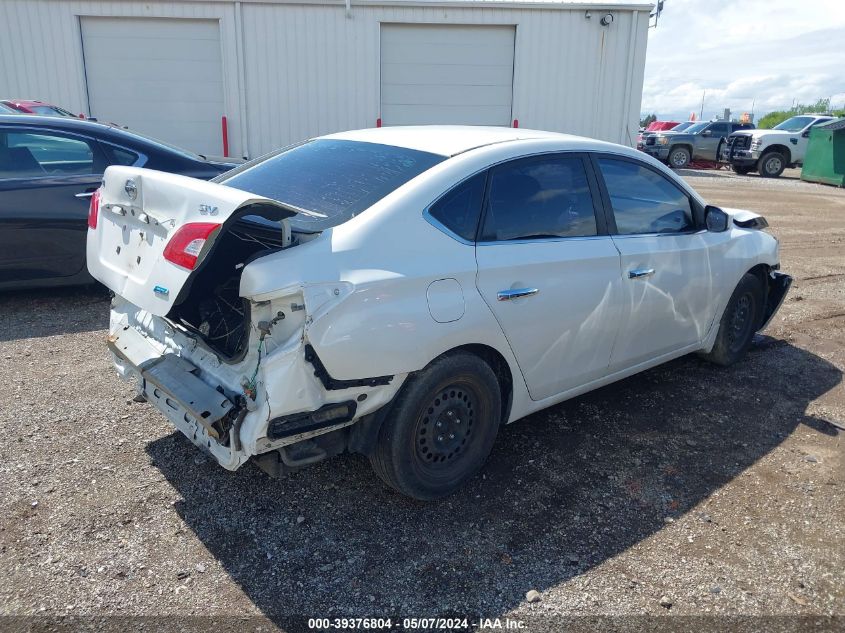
left=699, top=273, right=765, bottom=367
left=732, top=164, right=753, bottom=175
left=758, top=151, right=786, bottom=178
left=369, top=352, right=501, bottom=500
left=668, top=146, right=691, bottom=169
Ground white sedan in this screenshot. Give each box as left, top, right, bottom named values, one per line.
left=87, top=126, right=791, bottom=499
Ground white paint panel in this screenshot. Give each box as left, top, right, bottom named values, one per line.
left=380, top=24, right=515, bottom=127
left=81, top=17, right=225, bottom=156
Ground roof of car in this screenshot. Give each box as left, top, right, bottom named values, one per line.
left=322, top=126, right=582, bottom=156
left=2, top=99, right=48, bottom=107
left=0, top=114, right=167, bottom=149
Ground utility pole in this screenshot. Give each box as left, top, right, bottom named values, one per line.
left=700, top=90, right=706, bottom=121
left=649, top=0, right=665, bottom=28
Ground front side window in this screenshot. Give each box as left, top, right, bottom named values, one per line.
left=428, top=172, right=486, bottom=241
left=219, top=139, right=446, bottom=232
left=481, top=155, right=598, bottom=241
left=685, top=122, right=709, bottom=135
left=708, top=123, right=730, bottom=136
left=598, top=158, right=695, bottom=235
left=0, top=131, right=97, bottom=178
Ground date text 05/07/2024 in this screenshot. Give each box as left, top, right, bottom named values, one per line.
left=306, top=617, right=526, bottom=630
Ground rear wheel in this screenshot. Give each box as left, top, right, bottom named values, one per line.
left=668, top=146, right=691, bottom=169
left=758, top=151, right=786, bottom=178
left=369, top=352, right=500, bottom=500
left=732, top=164, right=753, bottom=175
left=699, top=273, right=764, bottom=367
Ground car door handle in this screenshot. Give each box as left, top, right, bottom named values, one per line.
left=628, top=268, right=655, bottom=279
left=497, top=288, right=539, bottom=301
left=75, top=191, right=95, bottom=199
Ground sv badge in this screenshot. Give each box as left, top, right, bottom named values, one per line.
left=199, top=204, right=219, bottom=216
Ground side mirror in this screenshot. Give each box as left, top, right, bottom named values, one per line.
left=701, top=129, right=712, bottom=137
left=705, top=205, right=729, bottom=232
left=802, top=130, right=810, bottom=138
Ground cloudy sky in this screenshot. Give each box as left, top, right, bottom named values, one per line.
left=641, top=0, right=845, bottom=121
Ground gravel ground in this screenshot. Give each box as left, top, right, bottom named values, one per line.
left=0, top=167, right=843, bottom=632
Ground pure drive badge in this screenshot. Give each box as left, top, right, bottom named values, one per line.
left=153, top=285, right=169, bottom=296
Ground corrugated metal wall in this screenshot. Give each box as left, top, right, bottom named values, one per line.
left=0, top=0, right=649, bottom=158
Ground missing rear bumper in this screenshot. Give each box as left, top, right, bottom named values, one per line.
left=108, top=327, right=245, bottom=469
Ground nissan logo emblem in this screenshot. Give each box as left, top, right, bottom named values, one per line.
left=124, top=179, right=138, bottom=200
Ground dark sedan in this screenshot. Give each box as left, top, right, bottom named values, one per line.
left=0, top=115, right=238, bottom=290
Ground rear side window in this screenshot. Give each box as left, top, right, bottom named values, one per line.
left=597, top=158, right=694, bottom=235
left=481, top=155, right=597, bottom=241
left=102, top=143, right=140, bottom=166
left=428, top=172, right=486, bottom=241
left=219, top=139, right=446, bottom=232
left=0, top=131, right=97, bottom=178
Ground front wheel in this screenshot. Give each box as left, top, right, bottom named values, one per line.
left=699, top=273, right=764, bottom=367
left=369, top=352, right=501, bottom=500
left=668, top=146, right=691, bottom=169
left=758, top=151, right=786, bottom=178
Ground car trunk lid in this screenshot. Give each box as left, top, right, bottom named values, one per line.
left=86, top=165, right=321, bottom=316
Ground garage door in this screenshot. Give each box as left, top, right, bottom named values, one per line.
left=380, top=24, right=515, bottom=127
left=81, top=18, right=224, bottom=156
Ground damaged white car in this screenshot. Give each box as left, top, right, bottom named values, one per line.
left=87, top=127, right=791, bottom=499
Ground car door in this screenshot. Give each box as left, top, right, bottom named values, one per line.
left=474, top=153, right=624, bottom=401
left=594, top=156, right=721, bottom=371
left=0, top=128, right=105, bottom=285
left=696, top=122, right=729, bottom=160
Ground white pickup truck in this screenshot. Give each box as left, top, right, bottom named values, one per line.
left=722, top=115, right=833, bottom=177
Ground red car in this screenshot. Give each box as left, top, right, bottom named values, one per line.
left=1, top=99, right=82, bottom=118
left=637, top=120, right=681, bottom=148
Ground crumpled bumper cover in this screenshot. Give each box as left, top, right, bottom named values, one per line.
left=760, top=272, right=793, bottom=332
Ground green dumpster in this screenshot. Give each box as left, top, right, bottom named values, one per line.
left=801, top=118, right=845, bottom=187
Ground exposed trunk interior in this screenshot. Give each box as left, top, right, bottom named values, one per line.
left=167, top=218, right=291, bottom=360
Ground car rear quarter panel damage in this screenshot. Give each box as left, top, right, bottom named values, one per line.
left=238, top=143, right=539, bottom=423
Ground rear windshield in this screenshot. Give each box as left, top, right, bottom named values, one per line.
left=31, top=105, right=72, bottom=117
left=216, top=139, right=446, bottom=232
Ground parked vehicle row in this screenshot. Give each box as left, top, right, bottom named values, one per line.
left=86, top=126, right=791, bottom=499
left=642, top=120, right=755, bottom=168
left=0, top=115, right=238, bottom=290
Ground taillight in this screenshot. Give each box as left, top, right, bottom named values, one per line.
left=162, top=222, right=220, bottom=270
left=87, top=189, right=100, bottom=229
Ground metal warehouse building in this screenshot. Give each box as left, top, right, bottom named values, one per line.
left=0, top=0, right=650, bottom=158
